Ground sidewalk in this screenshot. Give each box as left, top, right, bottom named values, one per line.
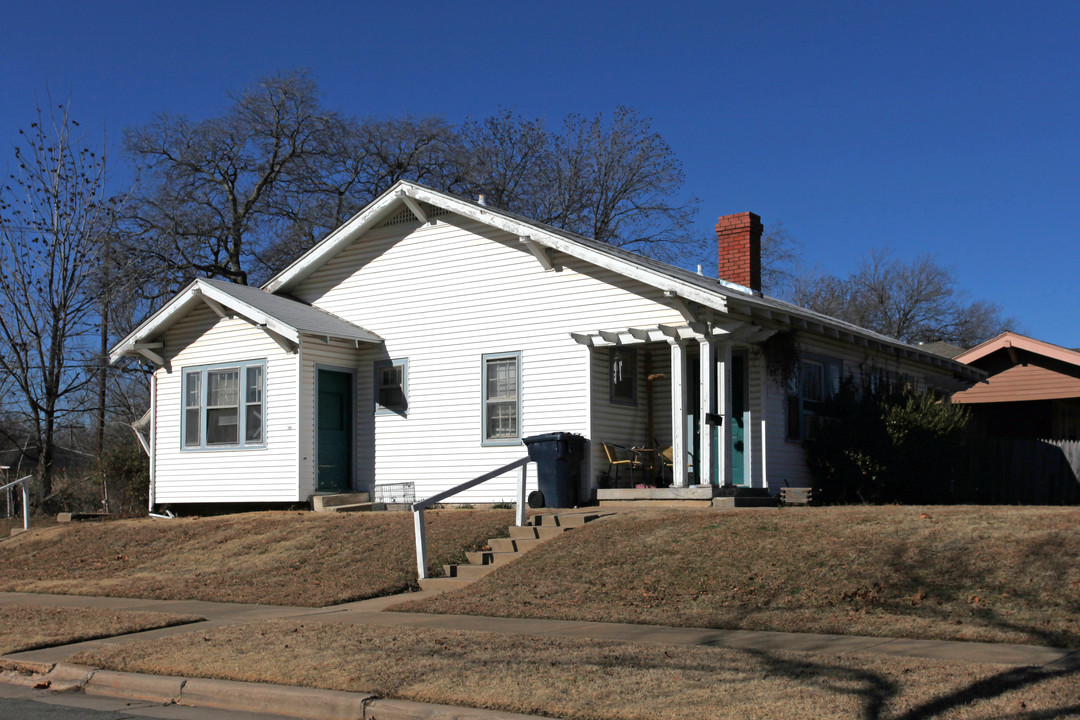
left=2, top=589, right=1078, bottom=719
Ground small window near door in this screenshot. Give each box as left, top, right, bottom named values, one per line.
left=609, top=347, right=637, bottom=406
left=374, top=358, right=408, bottom=415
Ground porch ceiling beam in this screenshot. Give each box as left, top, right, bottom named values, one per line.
left=520, top=236, right=560, bottom=272
left=659, top=324, right=706, bottom=341
left=745, top=327, right=778, bottom=343
left=629, top=327, right=668, bottom=343
left=598, top=329, right=637, bottom=345
left=663, top=291, right=697, bottom=323
left=729, top=324, right=765, bottom=342
left=399, top=193, right=428, bottom=223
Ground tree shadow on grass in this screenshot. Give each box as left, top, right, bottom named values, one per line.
left=743, top=647, right=1080, bottom=720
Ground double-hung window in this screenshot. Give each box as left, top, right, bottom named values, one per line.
left=182, top=360, right=266, bottom=449
left=374, top=358, right=408, bottom=414
left=482, top=352, right=521, bottom=445
left=786, top=356, right=841, bottom=441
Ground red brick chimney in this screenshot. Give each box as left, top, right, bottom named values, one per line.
left=716, top=212, right=762, bottom=292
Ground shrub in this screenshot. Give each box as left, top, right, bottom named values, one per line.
left=806, top=379, right=970, bottom=504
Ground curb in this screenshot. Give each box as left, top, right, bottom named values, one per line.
left=45, top=663, right=555, bottom=720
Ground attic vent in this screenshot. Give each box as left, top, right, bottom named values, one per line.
left=376, top=201, right=451, bottom=228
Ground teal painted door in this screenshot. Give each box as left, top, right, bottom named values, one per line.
left=710, top=354, right=748, bottom=486
left=731, top=354, right=747, bottom=486
left=317, top=369, right=352, bottom=492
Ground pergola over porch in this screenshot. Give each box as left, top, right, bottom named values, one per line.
left=572, top=320, right=777, bottom=490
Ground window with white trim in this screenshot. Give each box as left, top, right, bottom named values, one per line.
left=374, top=358, right=408, bottom=414
left=482, top=352, right=521, bottom=445
left=182, top=360, right=266, bottom=449
left=786, top=356, right=841, bottom=441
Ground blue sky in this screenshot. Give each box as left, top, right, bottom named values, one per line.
left=2, top=0, right=1077, bottom=346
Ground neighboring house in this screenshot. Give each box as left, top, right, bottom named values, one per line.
left=951, top=331, right=1080, bottom=440
left=110, top=181, right=979, bottom=510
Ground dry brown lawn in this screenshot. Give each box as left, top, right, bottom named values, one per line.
left=0, top=606, right=202, bottom=655
left=72, top=618, right=1080, bottom=720
left=0, top=509, right=513, bottom=606
left=397, top=506, right=1080, bottom=647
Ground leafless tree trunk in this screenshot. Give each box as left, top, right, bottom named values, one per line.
left=0, top=98, right=114, bottom=505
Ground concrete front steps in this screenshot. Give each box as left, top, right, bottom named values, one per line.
left=311, top=492, right=387, bottom=513
left=597, top=486, right=780, bottom=508
left=418, top=509, right=612, bottom=592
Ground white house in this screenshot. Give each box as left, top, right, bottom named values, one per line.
left=111, top=181, right=979, bottom=510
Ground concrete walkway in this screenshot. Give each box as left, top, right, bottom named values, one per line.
left=2, top=590, right=1078, bottom=719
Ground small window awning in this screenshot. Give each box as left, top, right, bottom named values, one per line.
left=110, top=278, right=382, bottom=365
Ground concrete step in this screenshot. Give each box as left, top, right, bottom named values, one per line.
left=487, top=536, right=545, bottom=554
left=442, top=563, right=498, bottom=580
left=527, top=511, right=609, bottom=528
left=465, top=550, right=519, bottom=566
left=326, top=502, right=387, bottom=513
left=509, top=525, right=566, bottom=540
left=711, top=496, right=781, bottom=509
left=311, top=492, right=371, bottom=512
left=418, top=577, right=474, bottom=592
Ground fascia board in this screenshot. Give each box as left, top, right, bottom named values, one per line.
left=109, top=281, right=201, bottom=364
left=956, top=331, right=1080, bottom=369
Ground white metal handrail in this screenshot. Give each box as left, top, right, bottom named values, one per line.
left=411, top=456, right=530, bottom=580
left=1, top=475, right=32, bottom=531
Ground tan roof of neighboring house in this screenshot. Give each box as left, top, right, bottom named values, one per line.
left=952, top=331, right=1080, bottom=404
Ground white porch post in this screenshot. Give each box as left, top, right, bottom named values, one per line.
left=717, top=340, right=733, bottom=487
left=698, top=337, right=715, bottom=486
left=759, top=354, right=769, bottom=490
left=670, top=340, right=689, bottom=487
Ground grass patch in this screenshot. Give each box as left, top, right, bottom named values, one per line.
left=71, top=618, right=1080, bottom=720
left=0, top=606, right=202, bottom=655
left=397, top=506, right=1080, bottom=647
left=0, top=509, right=513, bottom=606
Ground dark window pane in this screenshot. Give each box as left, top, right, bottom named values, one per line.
left=207, top=408, right=238, bottom=444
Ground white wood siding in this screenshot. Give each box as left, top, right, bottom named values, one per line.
left=291, top=216, right=686, bottom=503
left=153, top=306, right=299, bottom=503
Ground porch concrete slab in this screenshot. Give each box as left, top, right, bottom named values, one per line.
left=598, top=487, right=715, bottom=501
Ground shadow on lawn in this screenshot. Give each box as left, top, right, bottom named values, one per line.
left=746, top=648, right=1080, bottom=720
left=881, top=536, right=1080, bottom=649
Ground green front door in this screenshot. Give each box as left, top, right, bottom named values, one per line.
left=317, top=369, right=352, bottom=492
left=710, top=353, right=748, bottom=486
left=730, top=354, right=747, bottom=486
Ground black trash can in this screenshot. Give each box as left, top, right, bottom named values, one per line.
left=523, top=433, right=587, bottom=509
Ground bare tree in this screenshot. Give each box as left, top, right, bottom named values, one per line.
left=759, top=221, right=801, bottom=295
left=789, top=249, right=1010, bottom=346
left=125, top=69, right=338, bottom=290
left=0, top=99, right=114, bottom=502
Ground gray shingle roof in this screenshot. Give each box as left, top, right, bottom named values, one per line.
left=201, top=278, right=381, bottom=343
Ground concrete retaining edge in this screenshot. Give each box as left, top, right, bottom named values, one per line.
left=46, top=663, right=555, bottom=720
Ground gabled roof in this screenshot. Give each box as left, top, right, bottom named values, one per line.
left=110, top=278, right=381, bottom=364
left=955, top=331, right=1080, bottom=369
left=264, top=180, right=980, bottom=381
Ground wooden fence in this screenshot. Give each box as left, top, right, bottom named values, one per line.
left=952, top=438, right=1080, bottom=505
